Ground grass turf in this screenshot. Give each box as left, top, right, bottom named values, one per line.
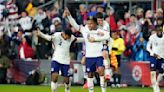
left=0, top=85, right=164, bottom=92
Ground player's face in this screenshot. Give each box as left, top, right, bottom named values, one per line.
left=111, top=32, right=118, bottom=40
left=157, top=29, right=163, bottom=38
left=87, top=20, right=97, bottom=30
left=97, top=18, right=103, bottom=26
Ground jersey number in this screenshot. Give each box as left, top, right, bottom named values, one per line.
left=58, top=39, right=62, bottom=46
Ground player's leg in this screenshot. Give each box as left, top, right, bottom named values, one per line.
left=149, top=56, right=157, bottom=92
left=86, top=58, right=96, bottom=92
left=61, top=64, right=71, bottom=92
left=110, top=65, right=116, bottom=87
left=102, top=45, right=111, bottom=80
left=115, top=55, right=121, bottom=87
left=96, top=57, right=106, bottom=92
left=51, top=61, right=60, bottom=92
left=81, top=56, right=88, bottom=88
left=156, top=59, right=164, bottom=92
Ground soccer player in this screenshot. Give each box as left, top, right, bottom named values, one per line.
left=96, top=12, right=111, bottom=80
left=147, top=26, right=164, bottom=92
left=37, top=28, right=83, bottom=92
left=64, top=8, right=110, bottom=92
left=82, top=12, right=111, bottom=88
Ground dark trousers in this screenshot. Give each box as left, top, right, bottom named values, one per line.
left=0, top=68, right=7, bottom=84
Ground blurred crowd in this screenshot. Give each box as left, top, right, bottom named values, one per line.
left=0, top=0, right=164, bottom=84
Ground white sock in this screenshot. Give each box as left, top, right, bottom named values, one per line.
left=155, top=83, right=160, bottom=92
left=157, top=73, right=164, bottom=83
left=104, top=60, right=110, bottom=76
left=51, top=82, right=57, bottom=92
left=100, top=76, right=106, bottom=92
left=109, top=68, right=113, bottom=77
left=65, top=83, right=70, bottom=92
left=87, top=78, right=94, bottom=92
left=151, top=71, right=157, bottom=92
left=104, top=60, right=110, bottom=68
left=82, top=65, right=87, bottom=79
left=155, top=73, right=164, bottom=92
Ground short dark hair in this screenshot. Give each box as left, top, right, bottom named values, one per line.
left=87, top=17, right=97, bottom=24
left=63, top=29, right=72, bottom=37
left=96, top=12, right=104, bottom=19
left=155, top=25, right=163, bottom=31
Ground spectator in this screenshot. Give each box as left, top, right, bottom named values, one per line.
left=87, top=4, right=97, bottom=18
left=124, top=11, right=130, bottom=25
left=18, top=35, right=35, bottom=60
left=50, top=17, right=62, bottom=33
left=0, top=55, right=10, bottom=84
left=156, top=17, right=163, bottom=27
left=133, top=33, right=148, bottom=61
left=6, top=0, right=18, bottom=20
left=145, top=10, right=154, bottom=26
left=127, top=14, right=141, bottom=35
left=142, top=20, right=152, bottom=41
left=50, top=7, right=60, bottom=19
left=34, top=8, right=47, bottom=31
left=76, top=4, right=87, bottom=25
left=136, top=8, right=144, bottom=24
left=19, top=11, right=32, bottom=32
left=0, top=34, right=11, bottom=84
left=0, top=1, right=5, bottom=20
left=155, top=8, right=163, bottom=19
left=11, top=28, right=24, bottom=57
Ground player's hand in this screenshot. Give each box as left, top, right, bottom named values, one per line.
left=63, top=7, right=71, bottom=17
left=88, top=37, right=95, bottom=42
left=97, top=31, right=104, bottom=36
left=36, top=29, right=41, bottom=36
left=154, top=54, right=161, bottom=59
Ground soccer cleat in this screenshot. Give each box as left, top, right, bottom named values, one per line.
left=83, top=81, right=88, bottom=89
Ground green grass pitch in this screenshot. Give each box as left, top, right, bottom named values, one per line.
left=0, top=85, right=164, bottom=92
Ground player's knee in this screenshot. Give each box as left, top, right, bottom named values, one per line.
left=81, top=57, right=86, bottom=65
left=102, top=51, right=109, bottom=59
left=51, top=78, right=58, bottom=82
left=88, top=73, right=94, bottom=78
left=51, top=73, right=58, bottom=82
left=64, top=77, right=69, bottom=84
left=97, top=67, right=104, bottom=76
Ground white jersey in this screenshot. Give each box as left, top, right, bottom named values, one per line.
left=147, top=33, right=164, bottom=58
left=99, top=21, right=111, bottom=44
left=81, top=26, right=109, bottom=57
left=40, top=32, right=76, bottom=65
left=98, top=21, right=110, bottom=32
left=19, top=16, right=32, bottom=30
left=67, top=15, right=110, bottom=57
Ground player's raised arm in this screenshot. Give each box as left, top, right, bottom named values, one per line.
left=64, top=8, right=81, bottom=32
left=36, top=29, right=54, bottom=41
left=75, top=37, right=85, bottom=43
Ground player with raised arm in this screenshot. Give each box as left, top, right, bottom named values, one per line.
left=37, top=28, right=83, bottom=92
left=83, top=12, right=112, bottom=89
left=147, top=26, right=164, bottom=92
left=64, top=8, right=110, bottom=92
left=96, top=12, right=111, bottom=80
